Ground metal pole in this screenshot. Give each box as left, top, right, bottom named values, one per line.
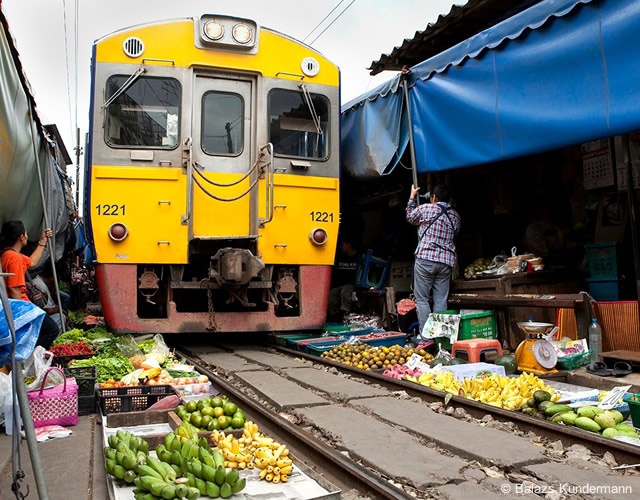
left=621, top=135, right=640, bottom=303
left=401, top=68, right=420, bottom=205
left=75, top=127, right=81, bottom=209
left=0, top=266, right=50, bottom=499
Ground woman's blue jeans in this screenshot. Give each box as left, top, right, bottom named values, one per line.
left=413, top=258, right=453, bottom=334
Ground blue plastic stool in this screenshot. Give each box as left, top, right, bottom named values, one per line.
left=354, top=250, right=391, bottom=290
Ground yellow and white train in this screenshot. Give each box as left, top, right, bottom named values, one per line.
left=85, top=14, right=340, bottom=333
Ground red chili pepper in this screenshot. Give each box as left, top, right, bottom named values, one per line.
left=50, top=341, right=95, bottom=357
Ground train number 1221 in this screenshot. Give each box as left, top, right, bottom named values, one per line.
left=310, top=211, right=333, bottom=223
left=96, top=204, right=126, bottom=216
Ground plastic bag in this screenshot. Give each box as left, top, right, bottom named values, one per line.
left=0, top=299, right=45, bottom=365
left=21, top=346, right=61, bottom=391
left=116, top=334, right=143, bottom=358
left=420, top=312, right=461, bottom=344
left=0, top=371, right=10, bottom=425
left=433, top=343, right=453, bottom=364
left=147, top=334, right=170, bottom=365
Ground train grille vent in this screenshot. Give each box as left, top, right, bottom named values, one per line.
left=123, top=37, right=145, bottom=58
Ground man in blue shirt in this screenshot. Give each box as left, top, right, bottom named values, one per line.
left=406, top=184, right=461, bottom=334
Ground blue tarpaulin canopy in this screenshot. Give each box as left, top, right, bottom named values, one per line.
left=341, top=0, right=640, bottom=177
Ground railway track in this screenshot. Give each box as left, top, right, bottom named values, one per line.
left=174, top=349, right=411, bottom=499
left=272, top=345, right=640, bottom=466
left=171, top=338, right=640, bottom=499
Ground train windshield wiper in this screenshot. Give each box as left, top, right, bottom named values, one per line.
left=298, top=83, right=323, bottom=136
left=102, top=66, right=147, bottom=109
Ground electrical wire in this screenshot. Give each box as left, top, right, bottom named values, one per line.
left=302, top=0, right=346, bottom=43
left=308, top=0, right=357, bottom=46
left=62, top=0, right=73, bottom=150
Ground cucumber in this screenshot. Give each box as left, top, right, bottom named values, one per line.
left=544, top=404, right=573, bottom=416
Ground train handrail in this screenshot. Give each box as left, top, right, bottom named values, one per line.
left=259, top=143, right=274, bottom=227
left=182, top=137, right=193, bottom=232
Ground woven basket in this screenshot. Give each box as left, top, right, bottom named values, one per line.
left=593, top=301, right=640, bottom=352
left=27, top=366, right=78, bottom=428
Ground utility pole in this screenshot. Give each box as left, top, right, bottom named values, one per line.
left=74, top=127, right=82, bottom=210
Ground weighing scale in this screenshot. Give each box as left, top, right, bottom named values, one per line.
left=515, top=321, right=559, bottom=375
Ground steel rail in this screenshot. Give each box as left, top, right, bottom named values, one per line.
left=273, top=345, right=640, bottom=466
left=176, top=349, right=413, bottom=499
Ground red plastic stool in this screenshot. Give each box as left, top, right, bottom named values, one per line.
left=452, top=338, right=502, bottom=363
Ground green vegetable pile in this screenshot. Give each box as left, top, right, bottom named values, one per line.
left=52, top=327, right=113, bottom=346
left=136, top=338, right=156, bottom=354
left=70, top=354, right=134, bottom=383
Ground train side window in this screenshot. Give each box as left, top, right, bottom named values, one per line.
left=201, top=91, right=244, bottom=156
left=105, top=76, right=181, bottom=148
left=268, top=88, right=329, bottom=160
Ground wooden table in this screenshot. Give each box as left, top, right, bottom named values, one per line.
left=601, top=350, right=640, bottom=370
left=448, top=290, right=592, bottom=350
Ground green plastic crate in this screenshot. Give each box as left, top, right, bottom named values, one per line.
left=555, top=350, right=592, bottom=371
left=432, top=310, right=496, bottom=351
left=441, top=310, right=497, bottom=340
left=273, top=333, right=321, bottom=348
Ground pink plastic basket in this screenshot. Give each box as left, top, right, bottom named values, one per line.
left=27, top=366, right=78, bottom=428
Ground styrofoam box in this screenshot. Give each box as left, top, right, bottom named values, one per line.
left=435, top=362, right=505, bottom=381
left=171, top=381, right=211, bottom=397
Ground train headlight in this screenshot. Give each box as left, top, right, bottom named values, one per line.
left=203, top=20, right=224, bottom=41
left=232, top=23, right=253, bottom=44
left=108, top=222, right=128, bottom=242
left=309, top=228, right=328, bottom=246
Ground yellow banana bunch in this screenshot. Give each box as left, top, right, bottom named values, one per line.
left=210, top=421, right=292, bottom=476
left=409, top=369, right=558, bottom=410
left=254, top=444, right=292, bottom=484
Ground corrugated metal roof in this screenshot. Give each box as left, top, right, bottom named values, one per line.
left=368, top=0, right=543, bottom=75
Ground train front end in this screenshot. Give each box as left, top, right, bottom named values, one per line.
left=85, top=15, right=340, bottom=333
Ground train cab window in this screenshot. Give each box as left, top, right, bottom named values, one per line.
left=268, top=88, right=329, bottom=160
left=201, top=91, right=244, bottom=156
left=105, top=76, right=181, bottom=148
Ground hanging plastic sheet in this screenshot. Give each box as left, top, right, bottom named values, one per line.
left=341, top=0, right=640, bottom=175
left=0, top=299, right=46, bottom=365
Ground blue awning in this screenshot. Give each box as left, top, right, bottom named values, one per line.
left=341, top=0, right=640, bottom=175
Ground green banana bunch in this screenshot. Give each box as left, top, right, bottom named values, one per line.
left=135, top=465, right=200, bottom=500
left=103, top=430, right=151, bottom=483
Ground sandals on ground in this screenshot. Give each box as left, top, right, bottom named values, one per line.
left=611, top=361, right=632, bottom=377
left=586, top=361, right=612, bottom=376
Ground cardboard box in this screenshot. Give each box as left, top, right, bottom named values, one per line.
left=104, top=409, right=176, bottom=449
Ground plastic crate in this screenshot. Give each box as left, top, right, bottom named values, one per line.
left=324, top=323, right=351, bottom=333
left=295, top=336, right=344, bottom=351
left=440, top=310, right=497, bottom=341
left=586, top=278, right=619, bottom=301
left=98, top=385, right=178, bottom=415
left=360, top=333, right=406, bottom=348
left=64, top=365, right=97, bottom=398
left=555, top=350, right=592, bottom=371
left=303, top=339, right=347, bottom=355
left=273, top=333, right=321, bottom=348
left=585, top=242, right=618, bottom=279
left=78, top=395, right=96, bottom=416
